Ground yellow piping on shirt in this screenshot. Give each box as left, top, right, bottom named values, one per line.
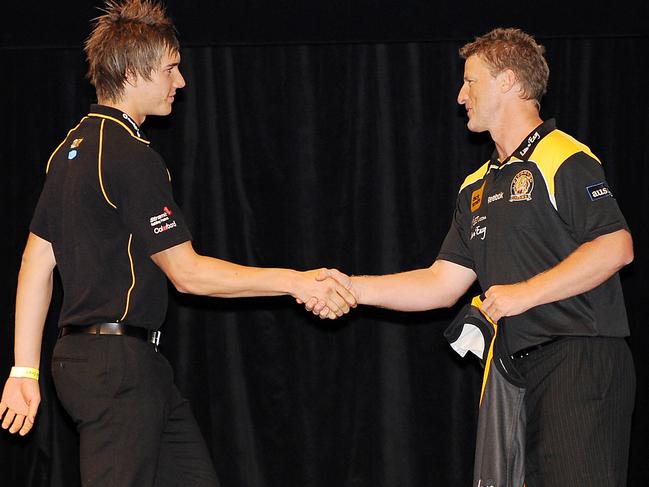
left=119, top=233, right=136, bottom=322
left=98, top=120, right=118, bottom=209
left=88, top=113, right=150, bottom=145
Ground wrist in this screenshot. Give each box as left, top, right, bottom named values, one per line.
left=350, top=275, right=365, bottom=305
left=10, top=366, right=40, bottom=381
left=286, top=269, right=305, bottom=299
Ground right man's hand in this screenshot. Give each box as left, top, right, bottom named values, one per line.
left=0, top=377, right=40, bottom=436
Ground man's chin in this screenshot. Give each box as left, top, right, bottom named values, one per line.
left=466, top=120, right=486, bottom=133
left=149, top=105, right=173, bottom=117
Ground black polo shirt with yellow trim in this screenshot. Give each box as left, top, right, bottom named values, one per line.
left=30, top=104, right=191, bottom=330
left=438, top=119, right=630, bottom=353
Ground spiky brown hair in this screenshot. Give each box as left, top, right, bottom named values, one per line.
left=85, top=0, right=179, bottom=102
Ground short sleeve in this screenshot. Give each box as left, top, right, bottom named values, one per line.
left=437, top=190, right=475, bottom=269
left=104, top=150, right=192, bottom=255
left=554, top=152, right=628, bottom=243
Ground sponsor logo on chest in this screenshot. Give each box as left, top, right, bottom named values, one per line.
left=470, top=215, right=487, bottom=241
left=487, top=192, right=504, bottom=204
left=471, top=181, right=486, bottom=212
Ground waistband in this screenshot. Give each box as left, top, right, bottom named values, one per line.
left=58, top=322, right=161, bottom=348
left=510, top=336, right=563, bottom=361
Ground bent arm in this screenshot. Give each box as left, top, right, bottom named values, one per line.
left=482, top=229, right=633, bottom=321
left=350, top=259, right=477, bottom=312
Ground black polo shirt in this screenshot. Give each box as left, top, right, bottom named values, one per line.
left=438, top=119, right=630, bottom=353
left=30, top=105, right=192, bottom=330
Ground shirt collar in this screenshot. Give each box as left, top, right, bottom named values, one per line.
left=88, top=104, right=149, bottom=143
left=489, top=118, right=556, bottom=166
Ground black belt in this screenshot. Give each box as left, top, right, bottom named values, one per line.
left=58, top=322, right=161, bottom=348
left=510, top=337, right=562, bottom=361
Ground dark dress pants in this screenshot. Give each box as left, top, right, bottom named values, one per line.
left=52, top=333, right=220, bottom=487
left=516, top=336, right=635, bottom=487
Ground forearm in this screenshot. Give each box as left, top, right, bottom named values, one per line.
left=14, top=274, right=52, bottom=369
left=352, top=260, right=477, bottom=312
left=152, top=242, right=354, bottom=311
left=175, top=255, right=300, bottom=298
left=524, top=229, right=633, bottom=308
left=13, top=234, right=56, bottom=369
left=482, top=230, right=634, bottom=321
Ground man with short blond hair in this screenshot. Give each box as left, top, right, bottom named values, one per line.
left=318, top=28, right=635, bottom=486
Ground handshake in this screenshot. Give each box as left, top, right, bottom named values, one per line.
left=293, top=269, right=357, bottom=320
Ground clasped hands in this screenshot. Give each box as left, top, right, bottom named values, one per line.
left=295, top=268, right=355, bottom=319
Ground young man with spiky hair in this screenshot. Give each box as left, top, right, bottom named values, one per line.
left=316, top=28, right=635, bottom=486
left=0, top=1, right=355, bottom=485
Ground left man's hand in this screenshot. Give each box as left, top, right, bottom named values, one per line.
left=0, top=377, right=40, bottom=436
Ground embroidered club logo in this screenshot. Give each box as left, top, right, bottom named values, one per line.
left=509, top=170, right=534, bottom=202
left=67, top=138, right=84, bottom=160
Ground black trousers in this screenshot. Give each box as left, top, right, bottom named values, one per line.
left=51, top=334, right=220, bottom=487
left=515, top=336, right=635, bottom=487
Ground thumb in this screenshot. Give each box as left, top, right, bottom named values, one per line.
left=314, top=268, right=331, bottom=282
left=26, top=394, right=40, bottom=425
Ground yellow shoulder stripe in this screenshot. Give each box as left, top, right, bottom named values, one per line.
left=459, top=160, right=491, bottom=192
left=45, top=117, right=89, bottom=174
left=528, top=129, right=600, bottom=208
left=88, top=113, right=150, bottom=145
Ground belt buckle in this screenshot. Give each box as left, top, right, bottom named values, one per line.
left=151, top=330, right=161, bottom=349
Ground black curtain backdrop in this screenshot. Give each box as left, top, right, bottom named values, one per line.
left=1, top=21, right=648, bottom=487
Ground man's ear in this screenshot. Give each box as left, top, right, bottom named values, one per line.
left=498, top=68, right=517, bottom=94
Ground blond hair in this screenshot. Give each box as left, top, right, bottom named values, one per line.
left=460, top=28, right=549, bottom=103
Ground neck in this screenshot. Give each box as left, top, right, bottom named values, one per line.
left=490, top=103, right=543, bottom=161
left=97, top=98, right=146, bottom=126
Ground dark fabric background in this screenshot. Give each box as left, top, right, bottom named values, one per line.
left=1, top=8, right=648, bottom=487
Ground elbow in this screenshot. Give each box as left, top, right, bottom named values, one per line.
left=165, top=264, right=202, bottom=295
left=169, top=271, right=204, bottom=295
left=438, top=292, right=462, bottom=309
left=621, top=244, right=634, bottom=267
left=619, top=231, right=634, bottom=267
left=171, top=277, right=193, bottom=294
